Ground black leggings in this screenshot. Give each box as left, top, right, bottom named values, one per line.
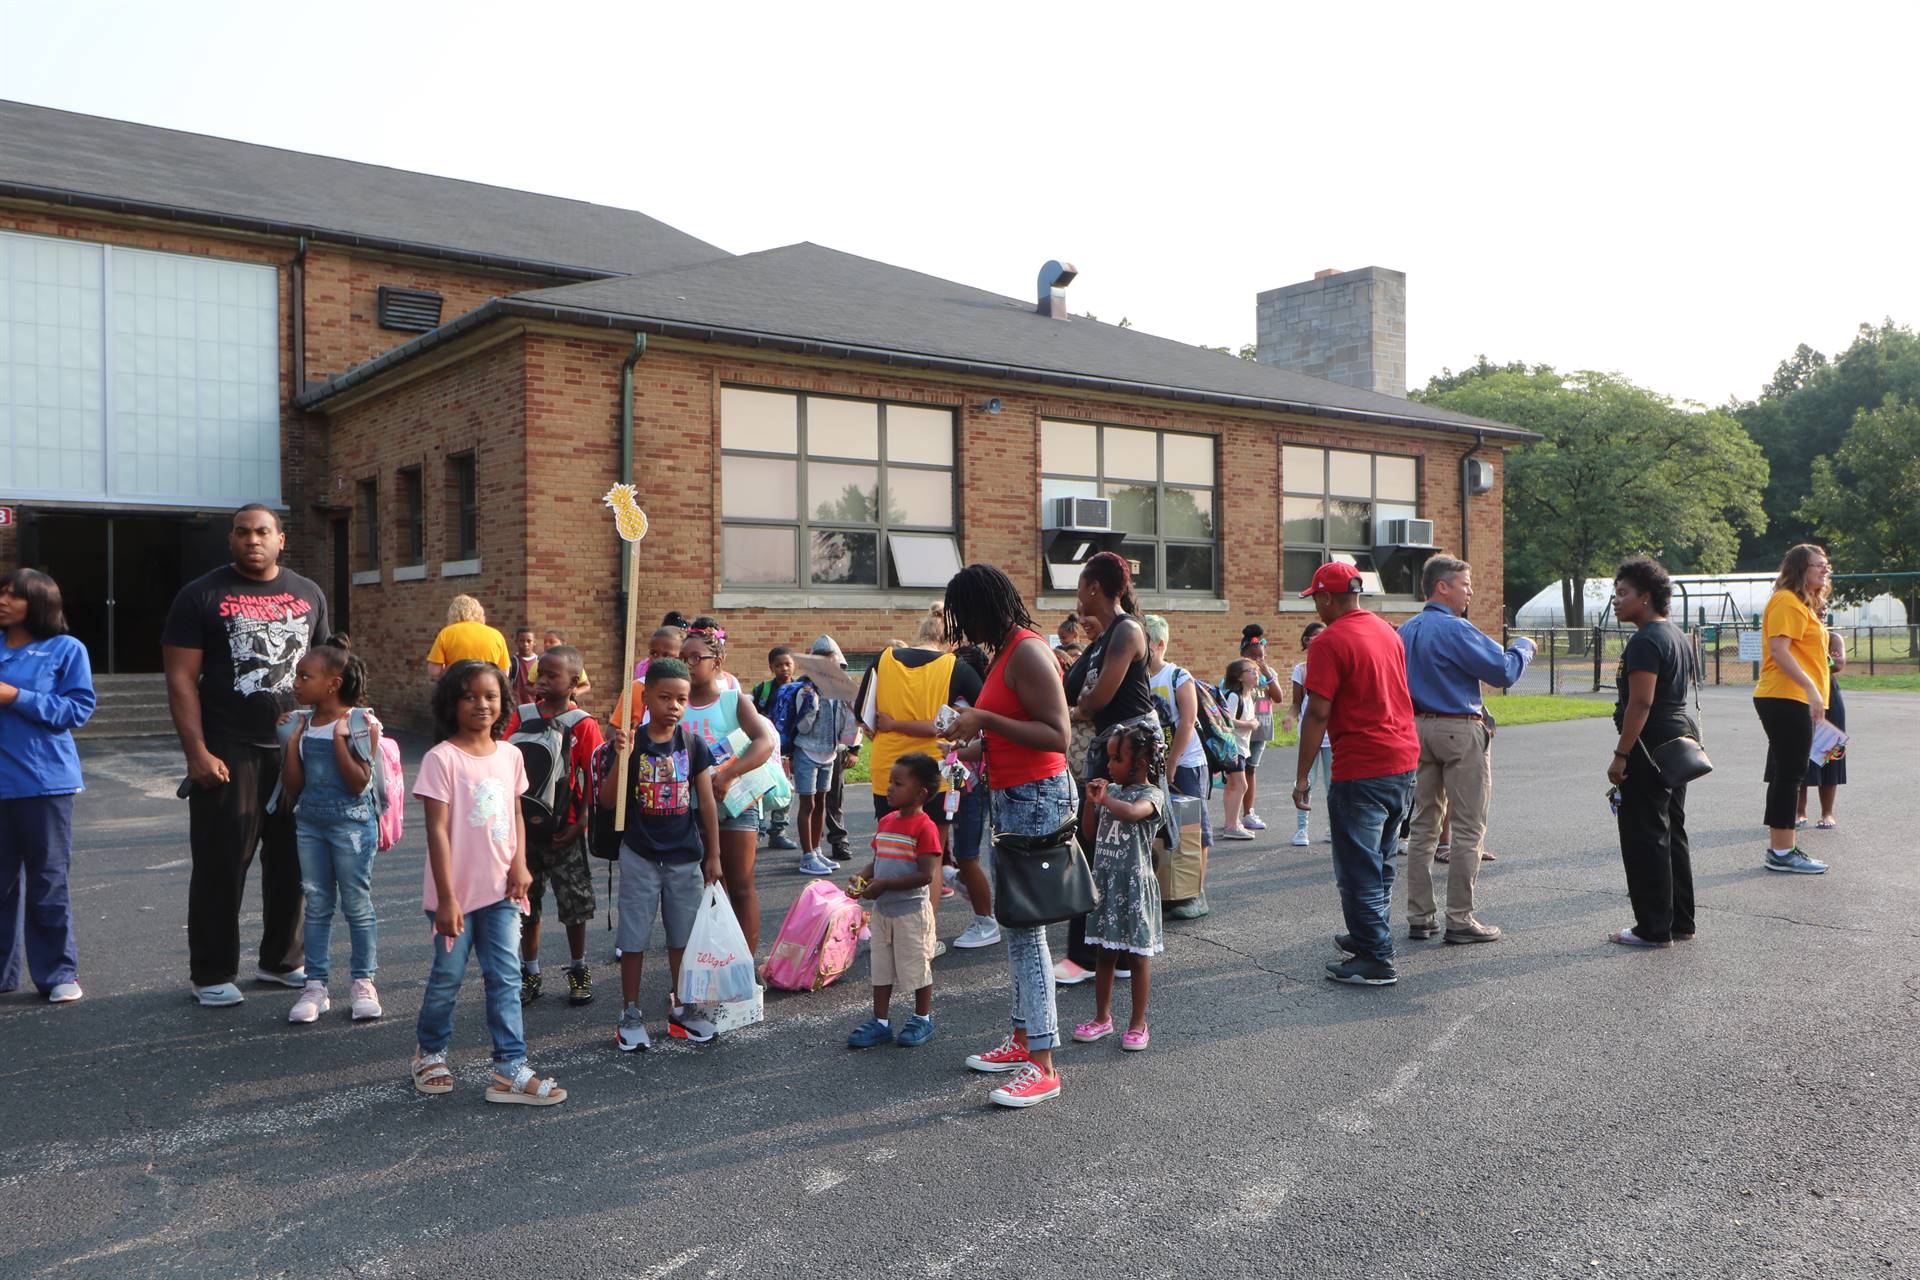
left=1753, top=697, right=1813, bottom=832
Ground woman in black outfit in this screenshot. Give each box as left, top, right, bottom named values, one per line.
left=1057, top=552, right=1156, bottom=985
left=1604, top=558, right=1695, bottom=948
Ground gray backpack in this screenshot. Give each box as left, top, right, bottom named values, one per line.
left=509, top=703, right=590, bottom=843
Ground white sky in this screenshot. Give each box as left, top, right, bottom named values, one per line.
left=4, top=1, right=1912, bottom=408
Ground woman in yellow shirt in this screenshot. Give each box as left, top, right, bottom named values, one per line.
left=425, top=595, right=511, bottom=681
left=1752, top=544, right=1832, bottom=875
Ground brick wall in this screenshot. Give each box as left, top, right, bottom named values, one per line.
left=322, top=335, right=531, bottom=731
left=392, top=334, right=1512, bottom=715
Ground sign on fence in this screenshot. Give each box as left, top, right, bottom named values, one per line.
left=1737, top=630, right=1765, bottom=662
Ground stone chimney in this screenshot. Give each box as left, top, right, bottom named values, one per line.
left=1255, top=266, right=1407, bottom=397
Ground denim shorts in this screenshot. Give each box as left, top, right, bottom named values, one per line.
left=1246, top=736, right=1268, bottom=769
left=792, top=758, right=835, bottom=796
left=617, top=851, right=703, bottom=953
left=715, top=807, right=760, bottom=834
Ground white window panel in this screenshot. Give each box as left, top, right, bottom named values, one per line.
left=887, top=533, right=963, bottom=588
left=0, top=234, right=105, bottom=499
left=112, top=247, right=279, bottom=505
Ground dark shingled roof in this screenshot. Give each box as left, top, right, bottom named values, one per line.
left=0, top=100, right=728, bottom=278
left=499, top=243, right=1527, bottom=437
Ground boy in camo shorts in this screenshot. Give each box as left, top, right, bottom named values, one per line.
left=514, top=646, right=604, bottom=1006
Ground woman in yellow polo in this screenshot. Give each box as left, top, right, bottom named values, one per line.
left=425, top=595, right=511, bottom=680
left=1752, top=544, right=1832, bottom=875
left=858, top=608, right=984, bottom=824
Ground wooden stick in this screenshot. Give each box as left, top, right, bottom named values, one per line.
left=613, top=537, right=642, bottom=831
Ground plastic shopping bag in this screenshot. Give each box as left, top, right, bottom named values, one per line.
left=678, top=883, right=759, bottom=1006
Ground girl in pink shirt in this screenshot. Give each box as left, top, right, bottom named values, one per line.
left=409, top=660, right=566, bottom=1107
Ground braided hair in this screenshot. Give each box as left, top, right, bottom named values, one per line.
left=941, top=564, right=1036, bottom=653
left=1111, top=718, right=1166, bottom=784
left=307, top=636, right=368, bottom=706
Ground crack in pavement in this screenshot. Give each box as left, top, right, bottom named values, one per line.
left=1178, top=928, right=1305, bottom=983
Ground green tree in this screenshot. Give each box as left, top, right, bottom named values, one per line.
left=1414, top=365, right=1769, bottom=630
left=1798, top=394, right=1920, bottom=647
left=1730, top=321, right=1920, bottom=567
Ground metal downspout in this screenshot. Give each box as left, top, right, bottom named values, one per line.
left=617, top=334, right=647, bottom=602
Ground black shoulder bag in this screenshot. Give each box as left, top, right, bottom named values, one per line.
left=992, top=817, right=1095, bottom=929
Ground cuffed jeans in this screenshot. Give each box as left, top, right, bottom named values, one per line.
left=991, top=774, right=1076, bottom=1052
left=416, top=900, right=526, bottom=1066
left=295, top=802, right=379, bottom=984
left=188, top=743, right=304, bottom=986
left=1327, top=771, right=1414, bottom=964
left=0, top=794, right=78, bottom=993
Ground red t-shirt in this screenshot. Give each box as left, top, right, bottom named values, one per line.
left=1302, top=609, right=1418, bottom=782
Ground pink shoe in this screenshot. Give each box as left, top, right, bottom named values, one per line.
left=1121, top=1026, right=1150, bottom=1051
left=1072, top=1017, right=1114, bottom=1043
left=964, top=1036, right=1032, bottom=1073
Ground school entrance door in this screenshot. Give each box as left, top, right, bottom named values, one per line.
left=21, top=511, right=230, bottom=674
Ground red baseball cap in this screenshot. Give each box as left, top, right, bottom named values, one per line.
left=1298, top=562, right=1366, bottom=597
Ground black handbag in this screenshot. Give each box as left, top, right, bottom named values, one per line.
left=991, top=819, right=1095, bottom=929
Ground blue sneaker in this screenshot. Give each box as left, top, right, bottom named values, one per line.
left=1765, top=847, right=1829, bottom=875
left=798, top=850, right=836, bottom=876
left=769, top=832, right=799, bottom=850
left=897, top=1014, right=934, bottom=1047
left=847, top=1017, right=895, bottom=1048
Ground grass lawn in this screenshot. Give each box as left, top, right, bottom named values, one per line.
left=1486, top=694, right=1616, bottom=725
left=1838, top=673, right=1920, bottom=693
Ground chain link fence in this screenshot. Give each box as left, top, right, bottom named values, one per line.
left=1498, top=623, right=1917, bottom=694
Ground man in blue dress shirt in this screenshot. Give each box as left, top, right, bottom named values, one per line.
left=1397, top=556, right=1535, bottom=945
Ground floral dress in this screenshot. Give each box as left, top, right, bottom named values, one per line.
left=1083, top=782, right=1165, bottom=957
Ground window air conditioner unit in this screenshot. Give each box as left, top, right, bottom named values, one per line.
left=1382, top=517, right=1435, bottom=547
left=1043, top=496, right=1111, bottom=531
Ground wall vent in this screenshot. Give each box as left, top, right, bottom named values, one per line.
left=377, top=285, right=444, bottom=332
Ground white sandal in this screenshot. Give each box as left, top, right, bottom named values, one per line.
left=486, top=1063, right=567, bottom=1106
left=411, top=1050, right=454, bottom=1095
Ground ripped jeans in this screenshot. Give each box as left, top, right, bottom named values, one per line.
left=294, top=800, right=380, bottom=984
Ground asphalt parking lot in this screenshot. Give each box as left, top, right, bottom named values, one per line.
left=5, top=687, right=1916, bottom=1279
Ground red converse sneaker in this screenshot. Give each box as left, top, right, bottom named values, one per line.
left=989, top=1064, right=1062, bottom=1108
left=964, top=1035, right=1032, bottom=1073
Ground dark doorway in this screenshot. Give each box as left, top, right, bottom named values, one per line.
left=24, top=512, right=229, bottom=673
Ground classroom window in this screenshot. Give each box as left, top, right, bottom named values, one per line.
left=1281, top=445, right=1423, bottom=595
left=445, top=452, right=478, bottom=561
left=397, top=466, right=424, bottom=566
left=719, top=388, right=958, bottom=588
left=1040, top=420, right=1218, bottom=593
left=356, top=477, right=379, bottom=571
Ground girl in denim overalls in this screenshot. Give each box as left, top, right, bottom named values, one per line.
left=278, top=641, right=384, bottom=1025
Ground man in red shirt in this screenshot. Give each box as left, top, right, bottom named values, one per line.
left=1292, top=563, right=1420, bottom=986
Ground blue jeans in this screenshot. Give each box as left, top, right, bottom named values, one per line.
left=1327, top=771, right=1414, bottom=964
left=416, top=899, right=526, bottom=1066
left=950, top=784, right=987, bottom=861
left=0, top=794, right=78, bottom=993
left=294, top=803, right=379, bottom=983
left=990, top=773, right=1076, bottom=1051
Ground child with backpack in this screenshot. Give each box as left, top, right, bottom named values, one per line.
left=782, top=636, right=859, bottom=878
left=1074, top=721, right=1167, bottom=1052
left=752, top=647, right=799, bottom=852
left=411, top=660, right=567, bottom=1106
left=507, top=645, right=603, bottom=1007
left=600, top=657, right=723, bottom=1052
left=278, top=638, right=386, bottom=1025
left=846, top=752, right=943, bottom=1049
left=1217, top=659, right=1262, bottom=841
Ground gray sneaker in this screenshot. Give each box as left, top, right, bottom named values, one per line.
left=616, top=1005, right=651, bottom=1053
left=1765, top=847, right=1829, bottom=875
left=1443, top=918, right=1503, bottom=945
left=193, top=982, right=245, bottom=1007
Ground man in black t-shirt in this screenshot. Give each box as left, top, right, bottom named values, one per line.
left=162, top=504, right=330, bottom=1006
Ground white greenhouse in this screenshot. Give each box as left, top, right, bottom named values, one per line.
left=1512, top=574, right=1912, bottom=629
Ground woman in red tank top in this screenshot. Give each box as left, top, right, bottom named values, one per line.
left=943, top=565, right=1075, bottom=1110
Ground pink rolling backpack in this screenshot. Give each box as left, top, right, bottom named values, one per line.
left=765, top=881, right=867, bottom=992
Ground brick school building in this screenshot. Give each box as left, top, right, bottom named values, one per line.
left=0, top=102, right=1530, bottom=729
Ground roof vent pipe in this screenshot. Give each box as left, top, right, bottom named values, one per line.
left=1037, top=260, right=1077, bottom=319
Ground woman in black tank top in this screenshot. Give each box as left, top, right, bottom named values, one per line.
left=1059, top=552, right=1153, bottom=981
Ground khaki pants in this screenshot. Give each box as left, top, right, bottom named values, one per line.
left=1406, top=717, right=1493, bottom=929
